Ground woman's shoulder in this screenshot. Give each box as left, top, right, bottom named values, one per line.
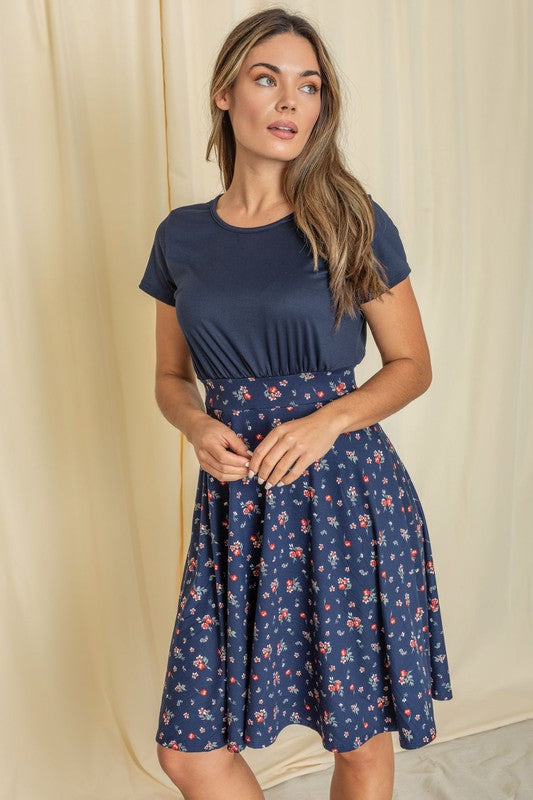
left=368, top=194, right=398, bottom=236
left=367, top=193, right=412, bottom=285
left=167, top=198, right=211, bottom=223
left=153, top=199, right=213, bottom=241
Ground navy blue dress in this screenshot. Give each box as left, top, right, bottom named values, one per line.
left=139, top=194, right=453, bottom=754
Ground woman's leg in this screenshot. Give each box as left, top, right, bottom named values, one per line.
left=157, top=743, right=264, bottom=800
left=329, top=731, right=395, bottom=800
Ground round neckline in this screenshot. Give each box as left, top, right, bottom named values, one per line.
left=209, top=193, right=294, bottom=233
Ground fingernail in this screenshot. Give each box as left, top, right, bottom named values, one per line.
left=247, top=449, right=253, bottom=455
left=257, top=476, right=265, bottom=485
left=265, top=481, right=272, bottom=490
left=244, top=460, right=250, bottom=467
left=247, top=469, right=255, bottom=479
left=276, top=481, right=284, bottom=487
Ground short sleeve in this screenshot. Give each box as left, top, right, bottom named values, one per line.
left=138, top=216, right=177, bottom=306
left=367, top=195, right=412, bottom=296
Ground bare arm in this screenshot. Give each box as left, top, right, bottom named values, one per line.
left=315, top=276, right=432, bottom=435
left=151, top=300, right=250, bottom=481
left=153, top=299, right=206, bottom=443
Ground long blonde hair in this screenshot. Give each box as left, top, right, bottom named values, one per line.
left=206, top=7, right=392, bottom=333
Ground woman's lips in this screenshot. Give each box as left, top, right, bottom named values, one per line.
left=267, top=127, right=297, bottom=140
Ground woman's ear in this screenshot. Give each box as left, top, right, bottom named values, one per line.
left=215, top=89, right=231, bottom=111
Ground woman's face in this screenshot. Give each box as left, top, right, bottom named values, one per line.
left=216, top=32, right=322, bottom=164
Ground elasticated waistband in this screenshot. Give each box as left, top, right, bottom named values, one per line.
left=202, top=365, right=357, bottom=412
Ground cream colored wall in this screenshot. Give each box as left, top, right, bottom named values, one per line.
left=1, top=1, right=531, bottom=797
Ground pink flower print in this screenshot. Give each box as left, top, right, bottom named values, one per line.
left=193, top=654, right=208, bottom=671
left=265, top=384, right=282, bottom=402
left=200, top=614, right=214, bottom=630
left=254, top=709, right=266, bottom=723
left=189, top=586, right=202, bottom=603
left=382, top=494, right=393, bottom=508
left=398, top=668, right=414, bottom=686
left=303, top=486, right=315, bottom=499
left=333, top=380, right=347, bottom=395
left=373, top=449, right=385, bottom=465
left=243, top=500, right=255, bottom=516
left=338, top=576, right=351, bottom=592
left=429, top=597, right=440, bottom=612
left=233, top=385, right=252, bottom=404
left=346, top=486, right=359, bottom=504
left=362, top=588, right=373, bottom=604
left=162, top=709, right=173, bottom=725
left=278, top=510, right=288, bottom=526
left=229, top=542, right=242, bottom=556
left=289, top=546, right=303, bottom=560
left=328, top=679, right=342, bottom=693
left=276, top=640, right=288, bottom=656
left=358, top=513, right=371, bottom=528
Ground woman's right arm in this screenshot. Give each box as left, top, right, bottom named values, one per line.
left=153, top=299, right=206, bottom=443
left=151, top=300, right=250, bottom=481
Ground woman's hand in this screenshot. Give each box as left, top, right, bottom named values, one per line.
left=189, top=415, right=251, bottom=483
left=247, top=412, right=341, bottom=489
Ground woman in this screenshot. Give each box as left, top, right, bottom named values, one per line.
left=139, top=8, right=453, bottom=800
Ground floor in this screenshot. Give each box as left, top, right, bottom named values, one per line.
left=263, top=719, right=533, bottom=800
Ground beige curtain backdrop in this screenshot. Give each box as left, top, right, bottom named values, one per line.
left=1, top=0, right=531, bottom=797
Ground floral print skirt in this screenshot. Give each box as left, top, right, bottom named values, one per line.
left=155, top=365, right=453, bottom=753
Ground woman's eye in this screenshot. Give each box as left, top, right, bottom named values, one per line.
left=255, top=75, right=320, bottom=94
left=255, top=75, right=276, bottom=87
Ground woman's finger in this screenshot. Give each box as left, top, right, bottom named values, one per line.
left=201, top=452, right=249, bottom=481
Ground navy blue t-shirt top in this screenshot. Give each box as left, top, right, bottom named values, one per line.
left=138, top=194, right=412, bottom=381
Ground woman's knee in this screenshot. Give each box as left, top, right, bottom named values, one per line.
left=334, top=731, right=394, bottom=771
left=156, top=741, right=236, bottom=781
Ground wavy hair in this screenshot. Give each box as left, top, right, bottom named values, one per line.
left=205, top=6, right=393, bottom=332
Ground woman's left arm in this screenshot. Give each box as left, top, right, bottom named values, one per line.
left=247, top=276, right=431, bottom=488
left=316, top=276, right=432, bottom=436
